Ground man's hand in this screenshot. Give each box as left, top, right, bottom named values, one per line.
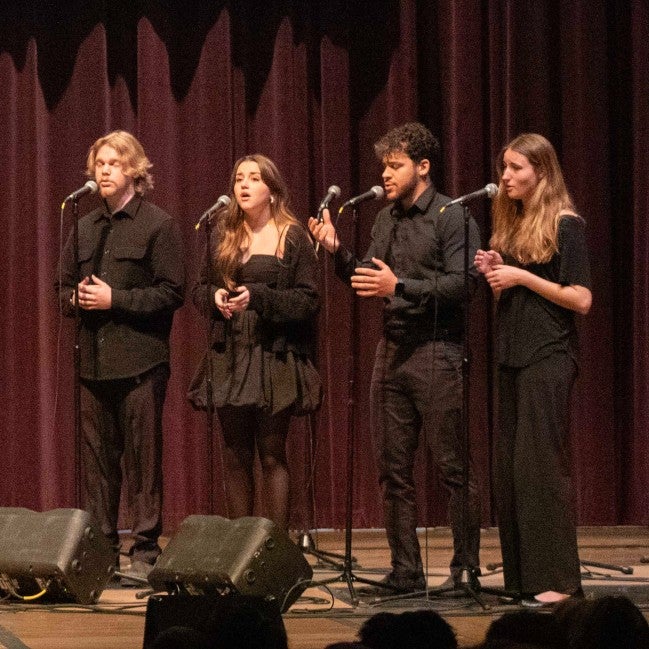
left=351, top=257, right=398, bottom=298
left=76, top=275, right=112, bottom=310
left=308, top=208, right=339, bottom=254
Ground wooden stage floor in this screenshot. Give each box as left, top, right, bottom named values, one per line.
left=0, top=527, right=648, bottom=649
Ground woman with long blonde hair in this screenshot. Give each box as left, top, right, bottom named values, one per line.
left=475, top=133, right=591, bottom=606
left=189, top=154, right=321, bottom=530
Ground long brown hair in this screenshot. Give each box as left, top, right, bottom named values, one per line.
left=490, top=133, right=576, bottom=264
left=215, top=154, right=298, bottom=289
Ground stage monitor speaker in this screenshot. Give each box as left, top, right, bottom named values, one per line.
left=142, top=593, right=285, bottom=649
left=148, top=516, right=313, bottom=612
left=0, top=507, right=115, bottom=604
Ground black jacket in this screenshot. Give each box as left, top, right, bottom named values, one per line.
left=191, top=223, right=319, bottom=357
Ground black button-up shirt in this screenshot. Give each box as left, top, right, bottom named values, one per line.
left=334, top=184, right=481, bottom=343
left=57, top=195, right=185, bottom=380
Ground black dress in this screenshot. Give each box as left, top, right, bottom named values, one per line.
left=209, top=255, right=319, bottom=414
left=188, top=225, right=322, bottom=417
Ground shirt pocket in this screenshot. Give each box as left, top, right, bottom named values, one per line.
left=113, top=245, right=147, bottom=261
left=112, top=245, right=150, bottom=286
left=77, top=244, right=96, bottom=276
left=78, top=246, right=95, bottom=264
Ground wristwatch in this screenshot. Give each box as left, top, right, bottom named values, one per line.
left=394, top=279, right=405, bottom=298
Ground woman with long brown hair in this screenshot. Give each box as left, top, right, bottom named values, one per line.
left=189, top=154, right=321, bottom=530
left=475, top=133, right=591, bottom=606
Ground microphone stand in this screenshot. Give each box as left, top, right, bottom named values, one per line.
left=296, top=410, right=349, bottom=569
left=202, top=214, right=216, bottom=513
left=433, top=204, right=513, bottom=606
left=298, top=201, right=350, bottom=569
left=307, top=204, right=391, bottom=606
left=72, top=198, right=82, bottom=507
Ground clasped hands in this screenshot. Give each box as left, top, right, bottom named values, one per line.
left=475, top=249, right=523, bottom=290
left=215, top=287, right=250, bottom=320
left=71, top=275, right=112, bottom=310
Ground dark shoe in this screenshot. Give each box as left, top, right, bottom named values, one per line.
left=521, top=597, right=545, bottom=608
left=436, top=570, right=481, bottom=592
left=120, top=559, right=154, bottom=587
left=357, top=573, right=426, bottom=597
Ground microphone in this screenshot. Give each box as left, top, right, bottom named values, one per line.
left=62, top=180, right=98, bottom=206
left=341, top=185, right=385, bottom=209
left=195, top=195, right=231, bottom=230
left=318, top=185, right=341, bottom=215
left=314, top=185, right=341, bottom=253
left=440, top=183, right=498, bottom=212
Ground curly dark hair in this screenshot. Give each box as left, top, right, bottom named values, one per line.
left=373, top=122, right=441, bottom=167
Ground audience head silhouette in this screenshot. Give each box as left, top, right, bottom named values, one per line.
left=359, top=609, right=457, bottom=649
left=554, top=595, right=649, bottom=649
left=150, top=596, right=288, bottom=649
left=479, top=610, right=568, bottom=648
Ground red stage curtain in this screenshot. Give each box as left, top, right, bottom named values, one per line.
left=0, top=1, right=647, bottom=532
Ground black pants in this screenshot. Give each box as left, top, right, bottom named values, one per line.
left=496, top=353, right=581, bottom=595
left=80, top=364, right=169, bottom=564
left=370, top=337, right=481, bottom=584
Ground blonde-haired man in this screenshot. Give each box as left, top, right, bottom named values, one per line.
left=57, top=131, right=185, bottom=583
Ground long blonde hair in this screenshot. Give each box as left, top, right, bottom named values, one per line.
left=86, top=130, right=154, bottom=194
left=490, top=133, right=576, bottom=264
left=216, top=154, right=298, bottom=289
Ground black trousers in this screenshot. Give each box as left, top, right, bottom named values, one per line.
left=80, top=364, right=169, bottom=564
left=496, top=353, right=581, bottom=595
left=370, top=337, right=481, bottom=583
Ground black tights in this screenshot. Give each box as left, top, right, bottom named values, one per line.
left=216, top=405, right=292, bottom=530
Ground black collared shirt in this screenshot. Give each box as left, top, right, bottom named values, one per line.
left=56, top=195, right=185, bottom=380
left=334, top=184, right=481, bottom=343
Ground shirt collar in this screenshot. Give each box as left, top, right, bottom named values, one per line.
left=390, top=183, right=437, bottom=219
left=94, top=194, right=143, bottom=223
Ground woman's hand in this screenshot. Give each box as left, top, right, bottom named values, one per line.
left=484, top=264, right=524, bottom=290
left=475, top=249, right=503, bottom=274
left=215, top=288, right=233, bottom=319
left=225, top=286, right=250, bottom=313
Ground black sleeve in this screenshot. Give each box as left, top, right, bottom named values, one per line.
left=558, top=216, right=591, bottom=289
left=55, top=226, right=79, bottom=317
left=190, top=228, right=226, bottom=321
